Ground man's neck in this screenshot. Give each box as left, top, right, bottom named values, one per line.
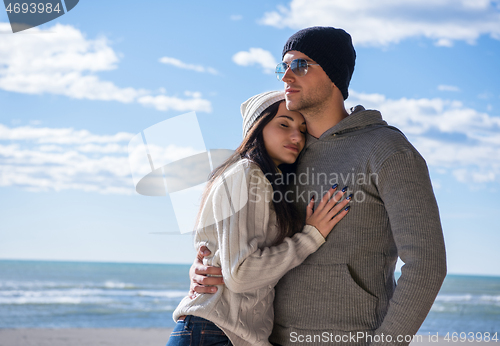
left=305, top=106, right=349, bottom=139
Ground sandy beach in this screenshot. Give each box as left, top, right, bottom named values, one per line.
left=0, top=328, right=173, bottom=346
left=0, top=329, right=496, bottom=346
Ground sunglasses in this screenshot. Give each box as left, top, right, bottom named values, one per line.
left=275, top=58, right=320, bottom=81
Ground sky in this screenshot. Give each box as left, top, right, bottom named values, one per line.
left=1, top=0, right=500, bottom=276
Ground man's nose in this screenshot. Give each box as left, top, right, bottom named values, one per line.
left=281, top=64, right=295, bottom=82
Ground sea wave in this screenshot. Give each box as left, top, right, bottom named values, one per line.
left=435, top=294, right=473, bottom=302
left=137, top=290, right=186, bottom=298
left=431, top=293, right=500, bottom=314
left=0, top=295, right=113, bottom=305
left=103, top=281, right=137, bottom=289
left=479, top=294, right=500, bottom=302
left=435, top=294, right=500, bottom=303
left=0, top=280, right=164, bottom=290
left=0, top=288, right=187, bottom=305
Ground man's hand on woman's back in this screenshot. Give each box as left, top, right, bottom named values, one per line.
left=188, top=246, right=224, bottom=299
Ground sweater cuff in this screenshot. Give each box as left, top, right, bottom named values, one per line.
left=302, top=224, right=326, bottom=246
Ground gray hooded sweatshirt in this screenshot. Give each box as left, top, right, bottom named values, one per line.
left=270, top=106, right=447, bottom=346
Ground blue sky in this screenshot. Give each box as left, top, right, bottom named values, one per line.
left=1, top=1, right=500, bottom=276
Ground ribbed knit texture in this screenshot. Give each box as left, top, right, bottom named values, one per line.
left=173, top=159, right=326, bottom=346
left=270, top=107, right=447, bottom=346
left=241, top=91, right=285, bottom=137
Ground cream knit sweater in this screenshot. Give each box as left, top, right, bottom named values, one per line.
left=173, top=159, right=326, bottom=346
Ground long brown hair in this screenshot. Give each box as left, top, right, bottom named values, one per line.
left=195, top=100, right=302, bottom=245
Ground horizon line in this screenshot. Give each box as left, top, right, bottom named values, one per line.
left=1, top=258, right=499, bottom=278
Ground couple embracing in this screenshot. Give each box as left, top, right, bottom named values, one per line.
left=166, top=26, right=447, bottom=346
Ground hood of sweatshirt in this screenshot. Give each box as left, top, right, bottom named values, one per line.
left=304, top=105, right=390, bottom=149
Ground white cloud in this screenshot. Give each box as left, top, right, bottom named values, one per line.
left=159, top=57, right=218, bottom=75
left=438, top=85, right=460, bottom=92
left=232, top=48, right=278, bottom=74
left=0, top=22, right=212, bottom=112
left=0, top=146, right=132, bottom=194
left=184, top=91, right=202, bottom=98
left=348, top=91, right=500, bottom=137
left=0, top=124, right=133, bottom=144
left=230, top=15, right=243, bottom=21
left=137, top=93, right=212, bottom=113
left=0, top=22, right=142, bottom=102
left=76, top=144, right=129, bottom=153
left=478, top=92, right=493, bottom=99
left=259, top=0, right=500, bottom=46
left=347, top=91, right=500, bottom=183
left=0, top=124, right=205, bottom=194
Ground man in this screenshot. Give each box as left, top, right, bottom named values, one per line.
left=190, top=27, right=447, bottom=346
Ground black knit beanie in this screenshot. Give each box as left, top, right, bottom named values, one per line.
left=282, top=26, right=356, bottom=100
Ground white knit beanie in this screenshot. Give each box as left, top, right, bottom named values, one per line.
left=241, top=90, right=285, bottom=137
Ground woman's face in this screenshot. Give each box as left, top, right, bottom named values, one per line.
left=262, top=102, right=306, bottom=167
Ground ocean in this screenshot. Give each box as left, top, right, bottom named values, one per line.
left=1, top=260, right=499, bottom=334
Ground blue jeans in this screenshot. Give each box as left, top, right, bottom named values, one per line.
left=166, top=315, right=233, bottom=346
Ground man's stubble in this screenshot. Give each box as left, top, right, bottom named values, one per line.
left=285, top=79, right=336, bottom=122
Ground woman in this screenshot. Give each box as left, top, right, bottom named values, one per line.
left=166, top=91, right=351, bottom=346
